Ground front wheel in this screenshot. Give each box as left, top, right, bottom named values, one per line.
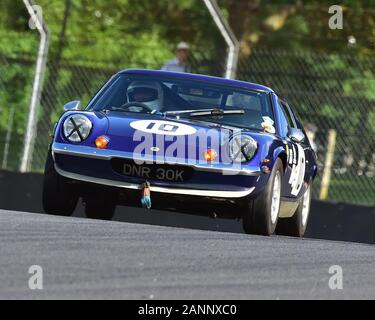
left=42, top=151, right=78, bottom=216
left=242, top=158, right=283, bottom=236
left=276, top=184, right=312, bottom=237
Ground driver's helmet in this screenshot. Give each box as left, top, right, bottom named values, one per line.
left=127, top=81, right=164, bottom=112
left=231, top=92, right=261, bottom=111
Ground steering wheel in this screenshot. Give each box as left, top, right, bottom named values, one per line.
left=118, top=102, right=154, bottom=113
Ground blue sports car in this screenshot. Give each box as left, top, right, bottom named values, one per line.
left=43, top=69, right=317, bottom=237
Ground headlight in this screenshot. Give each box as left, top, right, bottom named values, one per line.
left=63, top=115, right=92, bottom=142
left=230, top=135, right=258, bottom=163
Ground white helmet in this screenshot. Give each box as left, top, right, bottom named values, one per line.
left=177, top=41, right=190, bottom=51
left=127, top=81, right=164, bottom=111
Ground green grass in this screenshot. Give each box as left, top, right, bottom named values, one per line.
left=313, top=174, right=375, bottom=207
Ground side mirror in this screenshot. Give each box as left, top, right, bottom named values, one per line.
left=288, top=128, right=305, bottom=143
left=64, top=101, right=81, bottom=111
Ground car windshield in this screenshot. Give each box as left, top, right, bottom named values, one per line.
left=88, top=74, right=274, bottom=131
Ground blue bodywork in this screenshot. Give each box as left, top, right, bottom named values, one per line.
left=51, top=69, right=317, bottom=208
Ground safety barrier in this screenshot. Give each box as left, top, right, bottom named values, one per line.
left=0, top=170, right=374, bottom=244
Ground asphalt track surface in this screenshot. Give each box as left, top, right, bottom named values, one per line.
left=0, top=209, right=374, bottom=300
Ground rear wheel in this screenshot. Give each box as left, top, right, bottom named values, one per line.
left=42, top=151, right=78, bottom=216
left=242, top=158, right=283, bottom=236
left=277, top=184, right=312, bottom=237
left=84, top=197, right=116, bottom=220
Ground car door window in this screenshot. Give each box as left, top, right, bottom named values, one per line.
left=281, top=102, right=310, bottom=146
left=276, top=99, right=296, bottom=137
left=281, top=101, right=296, bottom=128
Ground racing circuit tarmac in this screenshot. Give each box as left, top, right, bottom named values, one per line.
left=0, top=209, right=374, bottom=300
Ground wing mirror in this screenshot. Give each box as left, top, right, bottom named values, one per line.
left=64, top=101, right=82, bottom=111
left=288, top=128, right=305, bottom=143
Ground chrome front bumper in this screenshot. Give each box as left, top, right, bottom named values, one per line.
left=55, top=165, right=255, bottom=198
left=52, top=142, right=259, bottom=199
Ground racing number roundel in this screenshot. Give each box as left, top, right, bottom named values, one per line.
left=288, top=144, right=306, bottom=196
left=130, top=120, right=197, bottom=136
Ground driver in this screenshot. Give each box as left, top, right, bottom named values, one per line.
left=127, top=81, right=164, bottom=112
left=230, top=92, right=263, bottom=128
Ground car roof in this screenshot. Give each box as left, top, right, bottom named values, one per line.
left=118, top=69, right=275, bottom=93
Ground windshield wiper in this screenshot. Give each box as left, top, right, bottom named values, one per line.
left=101, top=107, right=155, bottom=115
left=190, top=109, right=245, bottom=117
left=163, top=109, right=214, bottom=116
left=164, top=108, right=245, bottom=118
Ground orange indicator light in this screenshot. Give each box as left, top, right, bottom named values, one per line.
left=95, top=135, right=109, bottom=149
left=204, top=149, right=217, bottom=162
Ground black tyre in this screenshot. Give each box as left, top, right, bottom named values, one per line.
left=276, top=184, right=312, bottom=237
left=242, top=158, right=283, bottom=236
left=84, top=197, right=116, bottom=220
left=42, top=151, right=78, bottom=216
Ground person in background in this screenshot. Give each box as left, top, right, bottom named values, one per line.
left=161, top=42, right=190, bottom=73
